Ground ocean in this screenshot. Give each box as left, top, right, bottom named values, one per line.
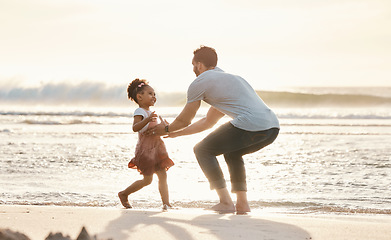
left=0, top=86, right=390, bottom=215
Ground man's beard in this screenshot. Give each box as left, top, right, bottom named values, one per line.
left=194, top=69, right=200, bottom=77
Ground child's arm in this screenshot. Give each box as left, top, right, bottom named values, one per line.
left=133, top=111, right=157, bottom=132
left=166, top=107, right=224, bottom=138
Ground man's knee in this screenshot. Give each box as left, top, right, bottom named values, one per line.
left=194, top=141, right=214, bottom=161
left=193, top=142, right=204, bottom=156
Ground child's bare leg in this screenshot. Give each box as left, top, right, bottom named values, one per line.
left=235, top=191, right=250, bottom=214
left=156, top=169, right=171, bottom=207
left=118, top=174, right=153, bottom=208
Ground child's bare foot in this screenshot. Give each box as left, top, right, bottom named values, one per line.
left=210, top=202, right=235, bottom=213
left=118, top=192, right=132, bottom=209
left=162, top=204, right=172, bottom=211
left=235, top=203, right=251, bottom=215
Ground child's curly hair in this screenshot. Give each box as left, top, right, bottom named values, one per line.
left=127, top=78, right=149, bottom=103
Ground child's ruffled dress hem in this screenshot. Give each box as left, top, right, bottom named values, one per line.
left=128, top=135, right=174, bottom=175
left=128, top=108, right=174, bottom=175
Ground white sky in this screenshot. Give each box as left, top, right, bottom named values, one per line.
left=1, top=0, right=390, bottom=92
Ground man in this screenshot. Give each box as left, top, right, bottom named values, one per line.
left=148, top=46, right=280, bottom=214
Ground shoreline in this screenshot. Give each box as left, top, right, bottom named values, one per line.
left=1, top=205, right=391, bottom=240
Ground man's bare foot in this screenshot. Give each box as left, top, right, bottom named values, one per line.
left=235, top=203, right=250, bottom=215
left=210, top=202, right=235, bottom=213
left=118, top=192, right=132, bottom=209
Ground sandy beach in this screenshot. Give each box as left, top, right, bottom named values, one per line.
left=1, top=205, right=390, bottom=240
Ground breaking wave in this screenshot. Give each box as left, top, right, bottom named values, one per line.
left=1, top=109, right=391, bottom=122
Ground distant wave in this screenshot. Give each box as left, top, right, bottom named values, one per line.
left=1, top=82, right=391, bottom=107
left=283, top=131, right=391, bottom=136
left=277, top=112, right=391, bottom=120
left=1, top=110, right=391, bottom=120
left=0, top=82, right=128, bottom=105
left=258, top=91, right=391, bottom=107
left=0, top=82, right=184, bottom=106
left=20, top=119, right=102, bottom=125
left=0, top=110, right=130, bottom=117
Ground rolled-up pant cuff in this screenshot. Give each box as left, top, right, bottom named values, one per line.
left=231, top=182, right=247, bottom=192
left=209, top=178, right=227, bottom=190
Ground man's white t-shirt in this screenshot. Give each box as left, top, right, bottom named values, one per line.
left=187, top=67, right=280, bottom=131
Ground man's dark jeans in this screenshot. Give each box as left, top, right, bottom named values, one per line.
left=193, top=122, right=279, bottom=192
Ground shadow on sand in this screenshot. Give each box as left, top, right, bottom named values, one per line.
left=98, top=209, right=311, bottom=240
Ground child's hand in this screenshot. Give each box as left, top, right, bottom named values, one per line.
left=149, top=111, right=158, bottom=122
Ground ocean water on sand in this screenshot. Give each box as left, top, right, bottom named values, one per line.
left=1, top=102, right=390, bottom=215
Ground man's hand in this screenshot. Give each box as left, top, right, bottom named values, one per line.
left=164, top=131, right=180, bottom=138
left=165, top=106, right=224, bottom=138
left=145, top=116, right=169, bottom=136
left=146, top=101, right=201, bottom=136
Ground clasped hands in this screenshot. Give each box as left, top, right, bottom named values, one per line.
left=145, top=116, right=174, bottom=138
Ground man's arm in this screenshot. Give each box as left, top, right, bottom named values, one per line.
left=166, top=106, right=225, bottom=138
left=169, top=100, right=201, bottom=132
left=146, top=100, right=201, bottom=136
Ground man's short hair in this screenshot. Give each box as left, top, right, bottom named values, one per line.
left=193, top=46, right=218, bottom=68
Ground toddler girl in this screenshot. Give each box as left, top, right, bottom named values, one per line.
left=118, top=78, right=174, bottom=210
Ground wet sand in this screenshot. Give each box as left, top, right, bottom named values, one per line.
left=1, top=205, right=390, bottom=240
